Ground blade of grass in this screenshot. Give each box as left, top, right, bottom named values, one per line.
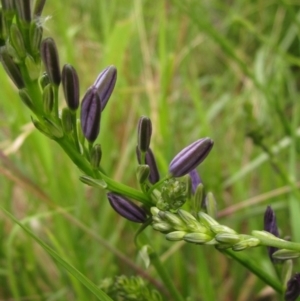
left=1, top=206, right=113, bottom=301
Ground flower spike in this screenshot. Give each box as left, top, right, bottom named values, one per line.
left=169, top=138, right=214, bottom=177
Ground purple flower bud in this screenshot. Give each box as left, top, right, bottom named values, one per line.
left=33, top=0, right=46, bottom=17
left=40, top=37, right=61, bottom=86
left=264, top=206, right=280, bottom=262
left=0, top=49, right=25, bottom=89
left=136, top=147, right=160, bottom=184
left=80, top=87, right=101, bottom=142
left=189, top=169, right=201, bottom=194
left=137, top=116, right=152, bottom=152
left=93, top=65, right=117, bottom=111
left=62, top=64, right=80, bottom=111
left=15, top=0, right=31, bottom=23
left=285, top=273, right=300, bottom=301
left=169, top=138, right=214, bottom=177
left=107, top=193, right=147, bottom=223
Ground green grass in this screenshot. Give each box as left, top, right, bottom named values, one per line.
left=1, top=0, right=300, bottom=300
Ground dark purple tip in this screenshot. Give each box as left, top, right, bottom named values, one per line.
left=189, top=169, right=202, bottom=193
left=41, top=37, right=61, bottom=86
left=137, top=116, right=152, bottom=152
left=285, top=273, right=300, bottom=301
left=169, top=138, right=214, bottom=177
left=136, top=147, right=160, bottom=184
left=80, top=87, right=101, bottom=142
left=107, top=193, right=147, bottom=223
left=264, top=206, right=280, bottom=262
left=93, top=66, right=117, bottom=111
left=62, top=64, right=80, bottom=111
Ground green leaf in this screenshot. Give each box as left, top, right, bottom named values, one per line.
left=0, top=206, right=113, bottom=301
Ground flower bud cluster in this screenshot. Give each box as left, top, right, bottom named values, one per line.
left=151, top=207, right=264, bottom=251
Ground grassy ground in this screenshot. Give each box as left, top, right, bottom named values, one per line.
left=1, top=0, right=300, bottom=300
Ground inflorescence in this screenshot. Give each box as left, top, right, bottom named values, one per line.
left=0, top=1, right=300, bottom=300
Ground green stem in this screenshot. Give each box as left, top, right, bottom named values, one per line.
left=253, top=231, right=300, bottom=252
left=223, top=249, right=283, bottom=294
left=140, top=234, right=186, bottom=301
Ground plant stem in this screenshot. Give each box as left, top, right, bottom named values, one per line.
left=223, top=249, right=283, bottom=294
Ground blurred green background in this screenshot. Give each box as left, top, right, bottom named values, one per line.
left=1, top=0, right=300, bottom=300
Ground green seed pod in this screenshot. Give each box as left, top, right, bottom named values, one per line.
left=79, top=175, right=107, bottom=189
left=43, top=117, right=63, bottom=139
left=282, top=260, right=293, bottom=288
left=136, top=164, right=150, bottom=185
left=203, top=192, right=217, bottom=219
left=215, top=233, right=240, bottom=244
left=166, top=231, right=187, bottom=241
left=31, top=117, right=57, bottom=139
left=158, top=211, right=186, bottom=231
left=178, top=209, right=208, bottom=233
left=29, top=23, right=43, bottom=57
left=232, top=237, right=260, bottom=251
left=61, top=107, right=73, bottom=134
left=198, top=211, right=219, bottom=228
left=0, top=48, right=24, bottom=88
left=39, top=72, right=50, bottom=90
left=43, top=84, right=54, bottom=114
left=90, top=144, right=102, bottom=169
left=210, top=224, right=237, bottom=235
left=19, top=89, right=34, bottom=111
left=25, top=55, right=40, bottom=80
left=272, top=249, right=300, bottom=260
left=9, top=24, right=26, bottom=59
left=183, top=233, right=212, bottom=244
left=193, top=183, right=204, bottom=214
left=150, top=207, right=160, bottom=216
left=152, top=222, right=173, bottom=232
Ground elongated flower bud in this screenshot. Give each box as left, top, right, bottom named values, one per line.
left=90, top=144, right=102, bottom=169
left=10, top=24, right=26, bottom=59
left=61, top=107, right=73, bottom=134
left=40, top=37, right=61, bottom=85
left=189, top=169, right=201, bottom=193
left=285, top=273, right=300, bottom=301
left=43, top=84, right=54, bottom=114
left=15, top=0, right=31, bottom=23
left=169, top=138, right=214, bottom=177
left=264, top=206, right=279, bottom=262
left=62, top=64, right=79, bottom=111
left=29, top=23, right=43, bottom=57
left=33, top=0, right=46, bottom=17
left=107, top=193, right=147, bottom=223
left=0, top=49, right=24, bottom=88
left=136, top=147, right=160, bottom=184
left=137, top=116, right=152, bottom=152
left=80, top=87, right=101, bottom=142
left=93, top=65, right=117, bottom=111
